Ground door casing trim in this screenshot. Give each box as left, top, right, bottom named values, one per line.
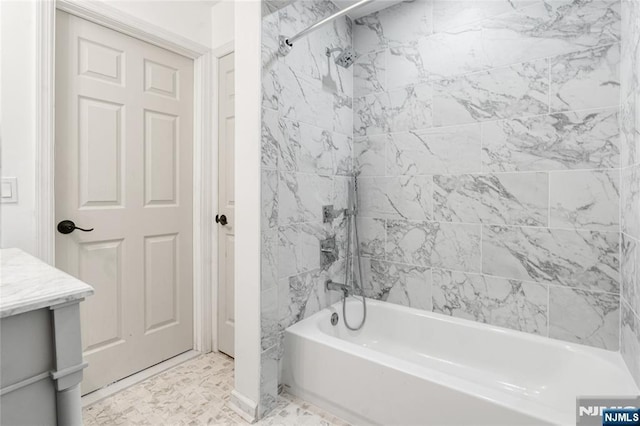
left=36, top=0, right=215, bottom=354
left=211, top=41, right=234, bottom=354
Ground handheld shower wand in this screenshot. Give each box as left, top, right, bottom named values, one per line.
left=330, top=173, right=367, bottom=331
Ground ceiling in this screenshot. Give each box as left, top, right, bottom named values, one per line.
left=332, top=0, right=405, bottom=19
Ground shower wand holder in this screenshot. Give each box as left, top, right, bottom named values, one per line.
left=323, top=205, right=336, bottom=223
left=323, top=205, right=350, bottom=223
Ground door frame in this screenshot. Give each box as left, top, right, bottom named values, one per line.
left=35, top=0, right=215, bottom=353
left=211, top=41, right=234, bottom=354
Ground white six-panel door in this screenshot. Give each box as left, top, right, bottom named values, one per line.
left=217, top=52, right=235, bottom=357
left=55, top=11, right=194, bottom=394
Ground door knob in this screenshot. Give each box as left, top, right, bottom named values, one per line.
left=215, top=214, right=228, bottom=226
left=57, top=220, right=94, bottom=234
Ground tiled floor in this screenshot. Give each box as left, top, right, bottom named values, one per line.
left=83, top=352, right=349, bottom=426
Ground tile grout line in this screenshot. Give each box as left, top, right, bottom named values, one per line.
left=548, top=171, right=552, bottom=229
left=357, top=250, right=622, bottom=297
left=351, top=215, right=620, bottom=235
left=355, top=166, right=624, bottom=178
left=547, top=282, right=551, bottom=338
left=354, top=105, right=620, bottom=148
left=548, top=57, right=552, bottom=115
left=353, top=41, right=621, bottom=99
left=618, top=124, right=623, bottom=351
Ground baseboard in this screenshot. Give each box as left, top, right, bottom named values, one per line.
left=228, top=389, right=259, bottom=423
left=81, top=350, right=201, bottom=407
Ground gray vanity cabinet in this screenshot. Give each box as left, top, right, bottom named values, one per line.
left=1, top=308, right=57, bottom=425
left=0, top=249, right=94, bottom=426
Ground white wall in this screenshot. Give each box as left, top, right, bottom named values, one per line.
left=212, top=0, right=265, bottom=417
left=98, top=0, right=214, bottom=48
left=230, top=0, right=262, bottom=418
left=212, top=1, right=234, bottom=49
left=0, top=0, right=37, bottom=255
left=0, top=0, right=213, bottom=256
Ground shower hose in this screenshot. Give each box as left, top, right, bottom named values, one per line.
left=342, top=174, right=367, bottom=331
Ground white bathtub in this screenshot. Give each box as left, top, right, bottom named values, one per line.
left=283, top=299, right=639, bottom=425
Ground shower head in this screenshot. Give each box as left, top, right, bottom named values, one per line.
left=335, top=48, right=357, bottom=68
left=326, top=47, right=357, bottom=68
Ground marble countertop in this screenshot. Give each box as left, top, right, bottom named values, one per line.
left=1, top=248, right=94, bottom=318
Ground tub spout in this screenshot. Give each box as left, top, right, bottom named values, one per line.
left=326, top=280, right=353, bottom=296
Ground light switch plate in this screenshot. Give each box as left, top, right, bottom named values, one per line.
left=1, top=177, right=17, bottom=203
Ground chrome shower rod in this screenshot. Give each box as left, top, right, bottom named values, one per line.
left=279, top=0, right=374, bottom=55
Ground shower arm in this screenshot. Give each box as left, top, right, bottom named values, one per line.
left=279, top=0, right=374, bottom=56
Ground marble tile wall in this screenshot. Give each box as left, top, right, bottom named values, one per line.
left=620, top=0, right=640, bottom=387
left=352, top=0, right=626, bottom=352
left=260, top=0, right=353, bottom=416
